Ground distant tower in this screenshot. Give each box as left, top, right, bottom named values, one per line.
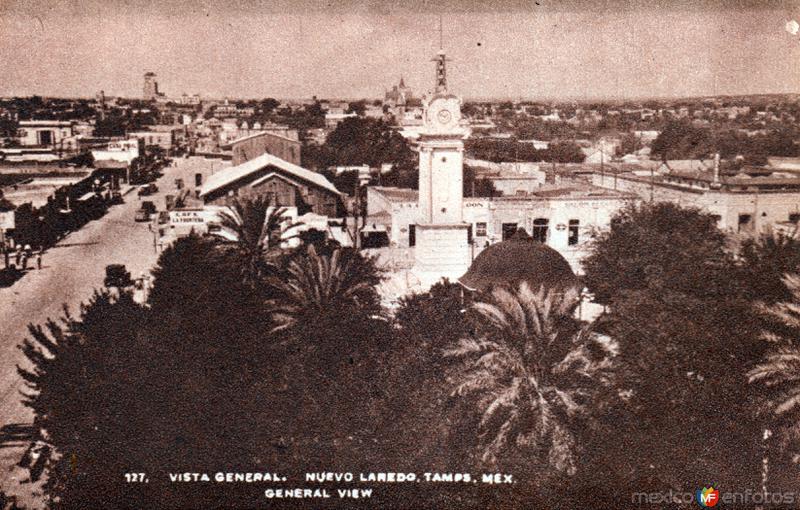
left=412, top=37, right=471, bottom=286
left=143, top=72, right=159, bottom=100
left=96, top=90, right=106, bottom=120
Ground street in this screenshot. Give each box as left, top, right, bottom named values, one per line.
left=0, top=156, right=226, bottom=507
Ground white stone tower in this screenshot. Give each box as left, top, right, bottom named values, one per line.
left=412, top=46, right=471, bottom=286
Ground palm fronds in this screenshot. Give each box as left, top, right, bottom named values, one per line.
left=749, top=273, right=800, bottom=440
left=446, top=282, right=616, bottom=474
left=266, top=244, right=383, bottom=333
left=216, top=196, right=299, bottom=280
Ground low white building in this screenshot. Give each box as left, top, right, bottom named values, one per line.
left=91, top=139, right=141, bottom=164
left=586, top=167, right=800, bottom=233
left=366, top=184, right=635, bottom=273
left=164, top=205, right=351, bottom=248
left=16, top=120, right=75, bottom=148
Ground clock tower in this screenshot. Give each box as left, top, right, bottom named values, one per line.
left=413, top=49, right=472, bottom=286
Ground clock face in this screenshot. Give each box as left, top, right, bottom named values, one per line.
left=426, top=97, right=461, bottom=132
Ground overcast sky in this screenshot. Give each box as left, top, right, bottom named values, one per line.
left=0, top=0, right=798, bottom=100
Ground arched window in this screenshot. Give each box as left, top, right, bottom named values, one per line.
left=532, top=218, right=549, bottom=243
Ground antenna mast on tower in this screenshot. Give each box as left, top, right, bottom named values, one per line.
left=433, top=15, right=449, bottom=93
left=439, top=14, right=443, bottom=50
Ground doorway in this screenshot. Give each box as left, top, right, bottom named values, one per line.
left=501, top=223, right=518, bottom=241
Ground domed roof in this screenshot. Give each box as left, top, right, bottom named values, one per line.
left=459, top=229, right=579, bottom=293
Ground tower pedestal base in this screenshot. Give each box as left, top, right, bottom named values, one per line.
left=412, top=222, right=471, bottom=289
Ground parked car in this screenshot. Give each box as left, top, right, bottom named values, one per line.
left=109, top=190, right=123, bottom=205
left=138, top=183, right=158, bottom=196
left=104, top=264, right=132, bottom=288
left=141, top=201, right=157, bottom=214
left=134, top=209, right=150, bottom=222
left=0, top=266, right=22, bottom=287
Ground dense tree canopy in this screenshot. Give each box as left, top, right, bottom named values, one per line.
left=304, top=117, right=418, bottom=188
left=581, top=202, right=764, bottom=500
left=650, top=120, right=799, bottom=163
left=465, top=138, right=586, bottom=164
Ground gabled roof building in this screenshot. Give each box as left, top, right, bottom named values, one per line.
left=199, top=153, right=343, bottom=217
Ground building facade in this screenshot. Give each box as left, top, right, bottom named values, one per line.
left=586, top=169, right=800, bottom=233
left=367, top=185, right=634, bottom=273
left=231, top=131, right=302, bottom=166
left=199, top=153, right=342, bottom=217
left=16, top=121, right=74, bottom=147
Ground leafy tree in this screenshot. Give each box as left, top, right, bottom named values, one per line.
left=650, top=119, right=713, bottom=161
left=395, top=280, right=469, bottom=348
left=259, top=98, right=280, bottom=114
left=346, top=100, right=366, bottom=116
left=19, top=236, right=279, bottom=508
left=446, top=283, right=616, bottom=475
left=615, top=132, right=641, bottom=156
left=93, top=114, right=127, bottom=137
left=582, top=202, right=763, bottom=497
left=738, top=228, right=800, bottom=305
left=463, top=165, right=498, bottom=197
left=319, top=168, right=360, bottom=196
left=0, top=116, right=18, bottom=139
left=544, top=141, right=586, bottom=163
left=583, top=202, right=729, bottom=305
left=308, top=117, right=417, bottom=188
left=18, top=290, right=149, bottom=508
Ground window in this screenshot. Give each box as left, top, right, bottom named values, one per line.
left=568, top=219, right=580, bottom=246
left=790, top=213, right=800, bottom=224
left=532, top=218, right=549, bottom=243
left=475, top=222, right=487, bottom=237
left=738, top=214, right=752, bottom=232
left=408, top=224, right=416, bottom=247
left=501, top=223, right=518, bottom=241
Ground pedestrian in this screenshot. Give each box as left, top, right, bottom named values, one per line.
left=36, top=249, right=42, bottom=270
left=14, top=248, right=21, bottom=267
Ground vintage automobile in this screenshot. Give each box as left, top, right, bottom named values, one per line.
left=104, top=264, right=133, bottom=288
left=137, top=183, right=158, bottom=196
left=133, top=209, right=150, bottom=222
left=141, top=201, right=157, bottom=214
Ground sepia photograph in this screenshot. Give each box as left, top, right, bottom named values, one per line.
left=0, top=0, right=800, bottom=507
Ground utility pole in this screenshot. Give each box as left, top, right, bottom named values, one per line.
left=600, top=149, right=605, bottom=186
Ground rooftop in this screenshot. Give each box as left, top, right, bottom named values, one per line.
left=459, top=229, right=580, bottom=293
left=229, top=130, right=300, bottom=146
left=199, top=152, right=340, bottom=197
left=369, top=186, right=419, bottom=203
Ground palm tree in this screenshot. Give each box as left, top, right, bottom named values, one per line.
left=266, top=244, right=383, bottom=334
left=446, top=282, right=616, bottom=475
left=217, top=196, right=294, bottom=281
left=749, top=273, right=800, bottom=437
left=748, top=273, right=800, bottom=496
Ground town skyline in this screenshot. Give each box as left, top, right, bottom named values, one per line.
left=1, top=0, right=798, bottom=101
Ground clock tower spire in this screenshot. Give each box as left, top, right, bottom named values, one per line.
left=412, top=27, right=472, bottom=287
